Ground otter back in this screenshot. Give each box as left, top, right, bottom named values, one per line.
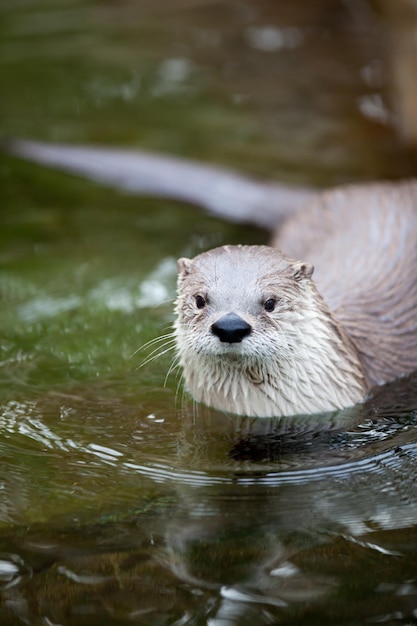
left=275, top=181, right=417, bottom=387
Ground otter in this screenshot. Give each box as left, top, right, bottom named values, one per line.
left=175, top=183, right=417, bottom=417
left=4, top=140, right=417, bottom=417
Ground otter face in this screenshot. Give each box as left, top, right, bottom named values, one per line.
left=175, top=244, right=315, bottom=362
left=173, top=245, right=366, bottom=417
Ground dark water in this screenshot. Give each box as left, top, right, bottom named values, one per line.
left=1, top=1, right=417, bottom=624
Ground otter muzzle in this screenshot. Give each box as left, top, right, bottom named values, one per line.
left=211, top=312, right=252, bottom=343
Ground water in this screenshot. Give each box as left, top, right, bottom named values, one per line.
left=1, top=1, right=417, bottom=624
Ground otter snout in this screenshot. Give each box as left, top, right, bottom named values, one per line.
left=211, top=312, right=252, bottom=343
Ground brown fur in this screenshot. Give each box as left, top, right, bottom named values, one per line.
left=176, top=181, right=417, bottom=416
left=275, top=181, right=417, bottom=386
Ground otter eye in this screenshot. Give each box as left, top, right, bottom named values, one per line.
left=195, top=295, right=206, bottom=309
left=264, top=298, right=276, bottom=313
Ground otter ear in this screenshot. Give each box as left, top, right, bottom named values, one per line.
left=177, top=257, right=192, bottom=277
left=293, top=261, right=314, bottom=281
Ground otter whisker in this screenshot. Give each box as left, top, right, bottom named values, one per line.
left=164, top=355, right=181, bottom=387
left=130, top=330, right=175, bottom=359
left=140, top=334, right=176, bottom=356
left=135, top=340, right=177, bottom=371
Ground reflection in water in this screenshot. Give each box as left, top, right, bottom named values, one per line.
left=0, top=374, right=416, bottom=624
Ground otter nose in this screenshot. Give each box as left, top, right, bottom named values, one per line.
left=211, top=312, right=252, bottom=343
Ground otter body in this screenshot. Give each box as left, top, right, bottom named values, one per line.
left=5, top=140, right=417, bottom=417
left=176, top=182, right=417, bottom=417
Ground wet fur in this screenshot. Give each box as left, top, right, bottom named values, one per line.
left=175, top=245, right=368, bottom=417
left=176, top=183, right=417, bottom=417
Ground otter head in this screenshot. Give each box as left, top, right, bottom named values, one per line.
left=174, top=245, right=366, bottom=417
